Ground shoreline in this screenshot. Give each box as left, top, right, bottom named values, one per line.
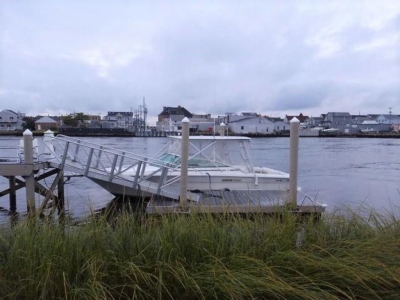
left=1, top=131, right=399, bottom=138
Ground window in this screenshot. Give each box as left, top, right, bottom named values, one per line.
left=241, top=126, right=244, bottom=130
left=9, top=117, right=14, bottom=120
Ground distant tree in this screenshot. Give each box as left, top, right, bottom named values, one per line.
left=22, top=117, right=35, bottom=131
left=62, top=115, right=78, bottom=127
left=75, top=112, right=90, bottom=122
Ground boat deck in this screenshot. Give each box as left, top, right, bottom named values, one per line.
left=146, top=189, right=325, bottom=214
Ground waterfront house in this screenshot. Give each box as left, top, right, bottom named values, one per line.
left=35, top=116, right=59, bottom=131
left=102, top=111, right=134, bottom=129
left=375, top=114, right=400, bottom=125
left=226, top=114, right=276, bottom=134
left=304, top=116, right=324, bottom=128
left=158, top=114, right=216, bottom=133
left=322, top=112, right=352, bottom=133
left=351, top=114, right=372, bottom=124
left=157, top=106, right=193, bottom=122
left=0, top=109, right=25, bottom=131
left=283, top=113, right=309, bottom=124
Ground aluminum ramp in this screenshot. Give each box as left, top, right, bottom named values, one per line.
left=46, top=135, right=199, bottom=201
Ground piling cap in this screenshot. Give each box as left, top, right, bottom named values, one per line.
left=23, top=129, right=33, bottom=136
left=290, top=117, right=300, bottom=123
left=182, top=117, right=190, bottom=123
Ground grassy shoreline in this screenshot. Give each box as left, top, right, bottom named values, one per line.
left=0, top=208, right=399, bottom=299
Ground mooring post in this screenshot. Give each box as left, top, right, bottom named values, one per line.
left=23, top=129, right=36, bottom=214
left=9, top=176, right=17, bottom=214
left=288, top=117, right=300, bottom=208
left=219, top=122, right=226, bottom=136
left=42, top=130, right=56, bottom=160
left=179, top=117, right=190, bottom=209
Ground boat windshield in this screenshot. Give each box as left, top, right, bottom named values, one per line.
left=156, top=153, right=229, bottom=168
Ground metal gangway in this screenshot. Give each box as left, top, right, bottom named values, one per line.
left=47, top=135, right=197, bottom=201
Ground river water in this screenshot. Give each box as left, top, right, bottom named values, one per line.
left=0, top=136, right=399, bottom=221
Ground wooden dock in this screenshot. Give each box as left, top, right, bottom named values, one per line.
left=147, top=189, right=325, bottom=214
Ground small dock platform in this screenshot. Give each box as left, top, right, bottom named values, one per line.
left=147, top=190, right=325, bottom=214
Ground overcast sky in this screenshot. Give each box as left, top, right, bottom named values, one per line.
left=1, top=0, right=399, bottom=124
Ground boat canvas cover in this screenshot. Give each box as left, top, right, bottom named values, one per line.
left=166, top=137, right=254, bottom=172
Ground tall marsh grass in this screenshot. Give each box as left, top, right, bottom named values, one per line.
left=0, top=207, right=399, bottom=299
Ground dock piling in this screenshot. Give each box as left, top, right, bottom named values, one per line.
left=179, top=117, right=190, bottom=209
left=288, top=117, right=300, bottom=208
left=23, top=129, right=36, bottom=214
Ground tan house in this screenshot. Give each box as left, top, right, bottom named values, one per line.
left=35, top=116, right=59, bottom=131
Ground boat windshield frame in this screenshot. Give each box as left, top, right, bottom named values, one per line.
left=152, top=136, right=254, bottom=172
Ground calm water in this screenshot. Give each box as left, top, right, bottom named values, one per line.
left=0, top=136, right=399, bottom=221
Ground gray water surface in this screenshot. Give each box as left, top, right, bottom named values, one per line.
left=0, top=136, right=399, bottom=221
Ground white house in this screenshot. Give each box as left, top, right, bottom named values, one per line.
left=102, top=111, right=134, bottom=129
left=0, top=109, right=25, bottom=131
left=376, top=114, right=400, bottom=125
left=227, top=115, right=275, bottom=134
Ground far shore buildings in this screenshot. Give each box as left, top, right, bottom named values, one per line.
left=2, top=106, right=400, bottom=135
left=35, top=116, right=59, bottom=131
left=0, top=109, right=25, bottom=131
left=101, top=111, right=134, bottom=129
left=156, top=106, right=216, bottom=132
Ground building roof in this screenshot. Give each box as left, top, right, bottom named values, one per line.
left=36, top=116, right=58, bottom=123
left=266, top=117, right=283, bottom=122
left=0, top=109, right=18, bottom=116
left=285, top=113, right=309, bottom=122
left=362, top=120, right=379, bottom=125
left=159, top=106, right=193, bottom=118
left=326, top=112, right=351, bottom=117
left=107, top=111, right=133, bottom=117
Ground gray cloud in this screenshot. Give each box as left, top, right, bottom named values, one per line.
left=0, top=1, right=399, bottom=120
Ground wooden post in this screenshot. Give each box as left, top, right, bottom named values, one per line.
left=23, top=129, right=36, bottom=214
left=288, top=117, right=300, bottom=208
left=57, top=170, right=65, bottom=222
left=179, top=117, right=190, bottom=209
left=9, top=176, right=16, bottom=214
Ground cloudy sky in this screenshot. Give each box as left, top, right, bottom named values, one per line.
left=1, top=0, right=399, bottom=124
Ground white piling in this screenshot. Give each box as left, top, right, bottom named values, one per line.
left=219, top=122, right=226, bottom=136
left=288, top=117, right=300, bottom=208
left=23, top=129, right=36, bottom=213
left=43, top=130, right=56, bottom=160
left=179, top=117, right=190, bottom=209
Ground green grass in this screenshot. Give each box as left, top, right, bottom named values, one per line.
left=0, top=206, right=399, bottom=299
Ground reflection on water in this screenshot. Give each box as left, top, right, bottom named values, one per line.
left=0, top=136, right=399, bottom=223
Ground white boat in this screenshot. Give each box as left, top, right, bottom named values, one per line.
left=360, top=128, right=377, bottom=133
left=310, top=126, right=324, bottom=131
left=96, top=136, right=290, bottom=198
left=322, top=128, right=340, bottom=133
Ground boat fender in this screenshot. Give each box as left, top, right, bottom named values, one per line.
left=254, top=174, right=258, bottom=186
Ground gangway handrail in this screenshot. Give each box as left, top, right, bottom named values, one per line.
left=48, top=135, right=186, bottom=197
left=53, top=135, right=169, bottom=168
